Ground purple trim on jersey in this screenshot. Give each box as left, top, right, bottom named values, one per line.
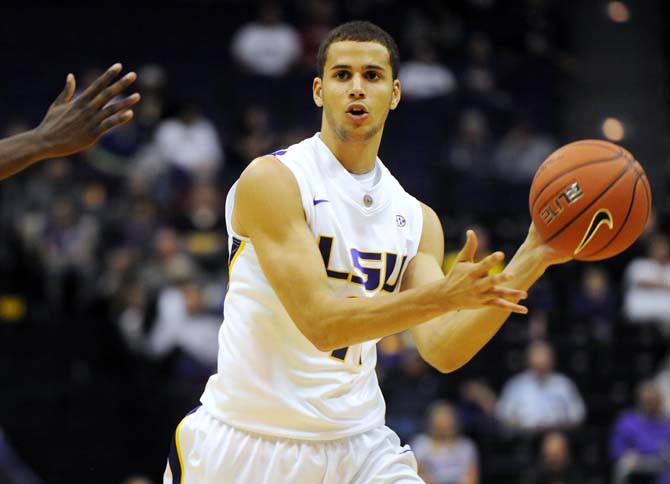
left=228, top=237, right=242, bottom=268
left=167, top=406, right=201, bottom=483
left=168, top=432, right=182, bottom=483
left=331, top=347, right=348, bottom=361
left=271, top=149, right=287, bottom=156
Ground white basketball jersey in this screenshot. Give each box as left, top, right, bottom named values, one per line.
left=200, top=133, right=423, bottom=440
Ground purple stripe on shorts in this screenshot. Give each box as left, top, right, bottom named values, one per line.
left=167, top=406, right=201, bottom=483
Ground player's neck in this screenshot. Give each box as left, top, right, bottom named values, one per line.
left=319, top=127, right=382, bottom=174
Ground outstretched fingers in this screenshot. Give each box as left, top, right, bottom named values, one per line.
left=98, top=110, right=135, bottom=135
left=473, top=270, right=513, bottom=292
left=487, top=298, right=528, bottom=314
left=94, top=93, right=141, bottom=129
left=487, top=286, right=527, bottom=300
left=456, top=230, right=478, bottom=263
left=53, top=73, right=76, bottom=105
left=471, top=252, right=506, bottom=279
left=90, top=71, right=137, bottom=111
left=76, top=63, right=123, bottom=104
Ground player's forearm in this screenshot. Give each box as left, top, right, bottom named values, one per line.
left=412, top=240, right=550, bottom=372
left=0, top=129, right=48, bottom=180
left=302, top=278, right=461, bottom=352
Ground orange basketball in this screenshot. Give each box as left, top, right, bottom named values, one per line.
left=529, top=139, right=652, bottom=261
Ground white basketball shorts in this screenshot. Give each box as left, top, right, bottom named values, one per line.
left=163, top=406, right=423, bottom=484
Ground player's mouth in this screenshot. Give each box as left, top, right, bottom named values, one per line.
left=346, top=103, right=369, bottom=123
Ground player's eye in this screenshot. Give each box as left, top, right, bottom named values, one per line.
left=365, top=71, right=380, bottom=80
left=335, top=71, right=350, bottom=80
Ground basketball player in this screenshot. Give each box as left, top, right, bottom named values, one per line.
left=0, top=63, right=140, bottom=181
left=164, top=21, right=569, bottom=483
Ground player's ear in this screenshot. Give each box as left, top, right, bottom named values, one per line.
left=313, top=77, right=323, bottom=108
left=390, top=79, right=401, bottom=110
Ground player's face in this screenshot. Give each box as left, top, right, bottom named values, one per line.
left=313, top=41, right=401, bottom=143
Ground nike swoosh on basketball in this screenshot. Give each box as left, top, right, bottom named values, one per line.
left=313, top=198, right=330, bottom=206
left=574, top=209, right=614, bottom=255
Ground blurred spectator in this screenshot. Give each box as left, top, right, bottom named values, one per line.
left=138, top=228, right=200, bottom=293
left=116, top=277, right=151, bottom=354
left=399, top=42, right=457, bottom=100
left=610, top=379, right=670, bottom=484
left=172, top=181, right=227, bottom=272
left=298, top=0, right=336, bottom=70
left=461, top=33, right=495, bottom=96
left=402, top=4, right=464, bottom=56
left=457, top=379, right=500, bottom=438
left=411, top=401, right=479, bottom=484
left=490, top=116, right=555, bottom=214
left=518, top=431, right=587, bottom=484
left=121, top=196, right=160, bottom=250
left=230, top=3, right=302, bottom=77
left=154, top=102, right=224, bottom=181
left=444, top=109, right=493, bottom=174
left=383, top=348, right=442, bottom=442
left=230, top=105, right=280, bottom=166
left=375, top=333, right=406, bottom=380
left=40, top=196, right=100, bottom=313
left=623, top=233, right=670, bottom=336
left=21, top=157, right=74, bottom=214
left=492, top=117, right=555, bottom=184
left=496, top=340, right=586, bottom=432
left=569, top=265, right=618, bottom=343
left=97, top=246, right=142, bottom=302
left=145, top=278, right=220, bottom=375
left=655, top=356, right=670, bottom=417
left=134, top=63, right=167, bottom=132
left=439, top=109, right=494, bottom=215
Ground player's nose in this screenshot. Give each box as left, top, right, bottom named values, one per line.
left=349, top=74, right=365, bottom=98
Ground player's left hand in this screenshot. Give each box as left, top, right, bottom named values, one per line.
left=526, top=223, right=573, bottom=266
left=34, top=63, right=141, bottom=158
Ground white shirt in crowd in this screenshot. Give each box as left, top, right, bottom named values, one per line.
left=410, top=434, right=478, bottom=484
left=231, top=22, right=302, bottom=77
left=398, top=61, right=457, bottom=100
left=155, top=118, right=224, bottom=174
left=624, top=257, right=670, bottom=326
left=496, top=370, right=586, bottom=431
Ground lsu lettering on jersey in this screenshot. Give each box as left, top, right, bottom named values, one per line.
left=200, top=133, right=423, bottom=440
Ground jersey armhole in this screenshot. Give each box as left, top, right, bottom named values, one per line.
left=225, top=182, right=251, bottom=243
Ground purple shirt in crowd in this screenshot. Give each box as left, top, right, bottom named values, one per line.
left=611, top=411, right=670, bottom=460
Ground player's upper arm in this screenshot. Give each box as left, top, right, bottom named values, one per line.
left=400, top=202, right=448, bottom=359
left=400, top=202, right=445, bottom=292
left=234, top=155, right=336, bottom=350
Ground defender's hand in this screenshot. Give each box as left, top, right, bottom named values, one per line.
left=441, top=230, right=528, bottom=313
left=34, top=63, right=141, bottom=158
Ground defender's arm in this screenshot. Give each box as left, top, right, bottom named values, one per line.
left=0, top=63, right=139, bottom=181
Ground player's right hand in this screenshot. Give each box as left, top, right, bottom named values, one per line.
left=441, top=230, right=528, bottom=314
left=34, top=63, right=141, bottom=159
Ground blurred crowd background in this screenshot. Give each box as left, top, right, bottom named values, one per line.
left=1, top=0, right=669, bottom=483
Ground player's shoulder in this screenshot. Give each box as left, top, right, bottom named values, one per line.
left=238, top=155, right=300, bottom=200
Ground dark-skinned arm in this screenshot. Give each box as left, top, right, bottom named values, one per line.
left=0, top=63, right=140, bottom=181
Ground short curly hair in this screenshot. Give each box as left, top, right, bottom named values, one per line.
left=316, top=21, right=399, bottom=79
